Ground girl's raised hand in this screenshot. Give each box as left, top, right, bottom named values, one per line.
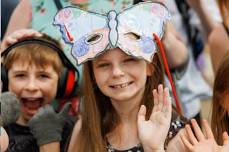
left=180, top=119, right=219, bottom=152
left=1, top=29, right=42, bottom=52
left=137, top=84, right=172, bottom=152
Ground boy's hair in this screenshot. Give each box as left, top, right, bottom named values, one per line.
left=2, top=34, right=64, bottom=76
left=212, top=51, right=229, bottom=145
left=72, top=52, right=165, bottom=152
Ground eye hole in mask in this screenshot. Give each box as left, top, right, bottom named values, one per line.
left=86, top=34, right=103, bottom=44
left=124, top=32, right=141, bottom=40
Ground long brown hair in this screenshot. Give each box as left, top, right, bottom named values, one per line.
left=73, top=51, right=165, bottom=152
left=212, top=51, right=229, bottom=145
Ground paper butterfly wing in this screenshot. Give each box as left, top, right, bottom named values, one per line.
left=54, top=6, right=110, bottom=64
left=117, top=2, right=171, bottom=62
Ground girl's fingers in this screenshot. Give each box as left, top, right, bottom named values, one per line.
left=202, top=119, right=214, bottom=139
left=1, top=37, right=17, bottom=50
left=8, top=29, right=41, bottom=40
left=180, top=131, right=194, bottom=151
left=185, top=124, right=199, bottom=145
left=162, top=87, right=171, bottom=114
left=153, top=85, right=171, bottom=115
left=152, top=89, right=159, bottom=113
left=222, top=132, right=229, bottom=145
left=1, top=29, right=42, bottom=51
left=191, top=119, right=205, bottom=141
left=23, top=29, right=42, bottom=37
left=157, top=84, right=164, bottom=111
left=14, top=29, right=42, bottom=40
left=138, top=105, right=146, bottom=123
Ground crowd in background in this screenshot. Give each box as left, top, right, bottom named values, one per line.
left=1, top=0, right=228, bottom=152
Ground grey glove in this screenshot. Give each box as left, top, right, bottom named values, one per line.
left=0, top=92, right=20, bottom=126
left=28, top=103, right=71, bottom=146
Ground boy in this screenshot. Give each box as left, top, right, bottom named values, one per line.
left=1, top=31, right=74, bottom=152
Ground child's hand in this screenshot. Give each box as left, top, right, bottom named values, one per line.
left=28, top=103, right=71, bottom=146
left=180, top=119, right=219, bottom=152
left=166, top=129, right=189, bottom=152
left=220, top=132, right=229, bottom=152
left=1, top=29, right=42, bottom=51
left=0, top=127, right=9, bottom=152
left=68, top=116, right=82, bottom=152
left=137, top=84, right=172, bottom=152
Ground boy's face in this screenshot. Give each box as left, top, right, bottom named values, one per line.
left=92, top=48, right=152, bottom=103
left=8, top=60, right=59, bottom=122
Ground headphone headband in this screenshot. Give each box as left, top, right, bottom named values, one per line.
left=1, top=37, right=80, bottom=100
left=1, top=38, right=78, bottom=72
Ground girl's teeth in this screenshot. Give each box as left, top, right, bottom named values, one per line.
left=121, top=83, right=127, bottom=88
left=114, top=83, right=129, bottom=88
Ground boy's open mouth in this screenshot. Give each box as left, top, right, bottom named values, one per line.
left=21, top=98, right=44, bottom=115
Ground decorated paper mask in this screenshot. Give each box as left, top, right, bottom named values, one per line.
left=54, top=2, right=171, bottom=65
left=54, top=2, right=184, bottom=114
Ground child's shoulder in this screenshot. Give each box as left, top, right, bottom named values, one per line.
left=4, top=123, right=39, bottom=152
left=4, top=122, right=31, bottom=137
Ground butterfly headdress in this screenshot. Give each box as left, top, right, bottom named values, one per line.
left=54, top=2, right=183, bottom=114
left=54, top=2, right=170, bottom=64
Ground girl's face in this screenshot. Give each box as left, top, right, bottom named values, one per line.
left=92, top=48, right=152, bottom=102
left=8, top=60, right=59, bottom=124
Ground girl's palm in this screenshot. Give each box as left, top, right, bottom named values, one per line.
left=137, top=85, right=172, bottom=150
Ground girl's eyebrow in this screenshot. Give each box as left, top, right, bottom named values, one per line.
left=94, top=58, right=110, bottom=63
left=96, top=59, right=108, bottom=62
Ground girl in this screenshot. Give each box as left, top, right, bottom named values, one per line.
left=180, top=52, right=229, bottom=152
left=76, top=48, right=172, bottom=152
left=54, top=2, right=188, bottom=152
left=178, top=0, right=229, bottom=150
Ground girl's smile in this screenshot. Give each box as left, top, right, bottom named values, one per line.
left=109, top=81, right=134, bottom=89
left=92, top=48, right=152, bottom=102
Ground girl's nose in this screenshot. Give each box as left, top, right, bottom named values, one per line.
left=112, top=65, right=125, bottom=77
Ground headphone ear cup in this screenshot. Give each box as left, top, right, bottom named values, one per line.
left=57, top=68, right=78, bottom=99
left=1, top=64, right=9, bottom=92
left=57, top=68, right=68, bottom=99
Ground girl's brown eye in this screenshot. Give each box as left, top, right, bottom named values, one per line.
left=124, top=32, right=141, bottom=40
left=97, top=63, right=110, bottom=68
left=86, top=34, right=102, bottom=44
